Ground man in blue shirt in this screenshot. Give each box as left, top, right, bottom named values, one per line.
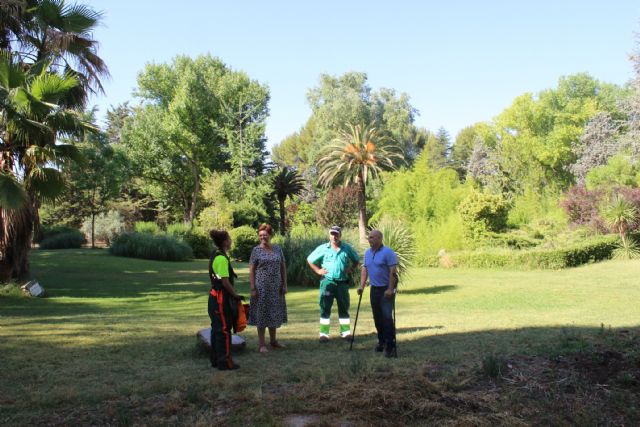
left=307, top=226, right=360, bottom=342
left=358, top=229, right=398, bottom=357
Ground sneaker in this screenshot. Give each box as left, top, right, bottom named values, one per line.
left=340, top=333, right=352, bottom=341
left=319, top=335, right=329, bottom=343
left=374, top=343, right=384, bottom=352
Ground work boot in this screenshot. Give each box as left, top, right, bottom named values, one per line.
left=384, top=347, right=397, bottom=358
left=218, top=362, right=240, bottom=371
left=374, top=342, right=384, bottom=352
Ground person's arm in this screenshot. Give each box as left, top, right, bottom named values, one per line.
left=280, top=259, right=288, bottom=294
left=307, top=259, right=328, bottom=276
left=221, top=277, right=241, bottom=300
left=358, top=265, right=368, bottom=295
left=384, top=265, right=398, bottom=299
left=249, top=263, right=257, bottom=298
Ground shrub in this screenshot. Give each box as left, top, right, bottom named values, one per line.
left=81, top=210, right=126, bottom=246
left=459, top=191, right=509, bottom=243
left=166, top=223, right=213, bottom=258
left=370, top=216, right=415, bottom=282
left=39, top=230, right=85, bottom=249
left=273, top=231, right=327, bottom=287
left=433, top=235, right=618, bottom=269
left=316, top=185, right=359, bottom=229
left=229, top=226, right=259, bottom=261
left=36, top=225, right=79, bottom=243
left=134, top=221, right=161, bottom=234
left=560, top=185, right=606, bottom=231
left=110, top=232, right=193, bottom=261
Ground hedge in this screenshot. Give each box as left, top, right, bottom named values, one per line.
left=428, top=235, right=619, bottom=270
left=39, top=230, right=85, bottom=249
left=109, top=232, right=193, bottom=261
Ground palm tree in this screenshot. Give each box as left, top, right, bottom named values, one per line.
left=603, top=195, right=640, bottom=259
left=13, top=0, right=110, bottom=100
left=272, top=167, right=304, bottom=235
left=1, top=52, right=90, bottom=281
left=318, top=123, right=404, bottom=244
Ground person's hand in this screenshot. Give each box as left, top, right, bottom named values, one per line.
left=250, top=288, right=258, bottom=298
left=280, top=285, right=288, bottom=295
left=384, top=289, right=394, bottom=299
left=357, top=287, right=364, bottom=296
left=317, top=268, right=328, bottom=276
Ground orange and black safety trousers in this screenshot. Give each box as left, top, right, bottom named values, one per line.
left=208, top=287, right=236, bottom=369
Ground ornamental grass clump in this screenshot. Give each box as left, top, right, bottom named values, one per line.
left=109, top=232, right=192, bottom=261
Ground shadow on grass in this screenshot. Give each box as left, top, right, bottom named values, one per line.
left=400, top=285, right=457, bottom=295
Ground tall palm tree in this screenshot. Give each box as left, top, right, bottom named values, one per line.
left=272, top=167, right=304, bottom=235
left=318, top=123, right=404, bottom=244
left=1, top=52, right=89, bottom=281
left=14, top=0, right=109, bottom=100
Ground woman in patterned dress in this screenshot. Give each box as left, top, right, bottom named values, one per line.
left=249, top=223, right=288, bottom=353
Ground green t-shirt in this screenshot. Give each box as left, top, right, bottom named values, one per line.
left=212, top=255, right=230, bottom=278
left=307, top=242, right=359, bottom=281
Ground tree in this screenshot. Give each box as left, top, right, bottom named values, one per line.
left=569, top=112, right=620, bottom=184
left=423, top=127, right=450, bottom=169
left=44, top=123, right=130, bottom=247
left=271, top=167, right=304, bottom=235
left=272, top=72, right=417, bottom=169
left=0, top=53, right=91, bottom=280
left=318, top=123, right=404, bottom=244
left=1, top=0, right=107, bottom=281
left=451, top=125, right=478, bottom=178
left=123, top=55, right=269, bottom=223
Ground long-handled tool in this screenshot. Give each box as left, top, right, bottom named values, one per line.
left=350, top=288, right=364, bottom=351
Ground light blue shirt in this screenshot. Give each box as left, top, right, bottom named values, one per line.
left=363, top=245, right=398, bottom=287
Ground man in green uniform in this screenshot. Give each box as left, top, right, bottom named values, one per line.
left=307, top=226, right=360, bottom=342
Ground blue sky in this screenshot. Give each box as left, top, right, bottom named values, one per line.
left=87, top=1, right=640, bottom=148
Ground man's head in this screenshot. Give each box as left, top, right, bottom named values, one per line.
left=329, top=225, right=341, bottom=244
left=367, top=229, right=383, bottom=249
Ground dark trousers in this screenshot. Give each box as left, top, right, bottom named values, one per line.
left=208, top=291, right=235, bottom=368
left=370, top=286, right=395, bottom=350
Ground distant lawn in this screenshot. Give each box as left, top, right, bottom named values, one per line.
left=1, top=249, right=639, bottom=425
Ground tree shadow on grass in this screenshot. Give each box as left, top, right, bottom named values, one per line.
left=400, top=285, right=457, bottom=295
left=2, top=324, right=638, bottom=426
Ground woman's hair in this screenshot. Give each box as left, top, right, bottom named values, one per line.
left=209, top=229, right=230, bottom=249
left=258, top=223, right=273, bottom=236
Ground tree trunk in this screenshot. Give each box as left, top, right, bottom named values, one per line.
left=0, top=201, right=35, bottom=282
left=91, top=212, right=96, bottom=249
left=279, top=196, right=286, bottom=236
left=187, top=162, right=200, bottom=224
left=357, top=174, right=367, bottom=246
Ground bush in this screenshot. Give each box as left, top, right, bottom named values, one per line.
left=370, top=216, right=415, bottom=282
left=134, top=221, right=161, bottom=234
left=316, top=185, right=359, bottom=229
left=39, top=230, right=85, bottom=249
left=110, top=232, right=193, bottom=261
left=459, top=191, right=509, bottom=243
left=229, top=226, right=259, bottom=261
left=36, top=225, right=79, bottom=243
left=81, top=210, right=126, bottom=246
left=560, top=185, right=607, bottom=232
left=273, top=230, right=327, bottom=287
left=166, top=223, right=213, bottom=258
left=433, top=235, right=618, bottom=270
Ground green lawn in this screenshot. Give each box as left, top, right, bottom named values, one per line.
left=1, top=249, right=639, bottom=425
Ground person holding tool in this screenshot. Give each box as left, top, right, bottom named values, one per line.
left=208, top=229, right=243, bottom=370
left=307, top=226, right=360, bottom=342
left=358, top=229, right=398, bottom=358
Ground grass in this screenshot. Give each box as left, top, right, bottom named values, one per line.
left=1, top=249, right=639, bottom=425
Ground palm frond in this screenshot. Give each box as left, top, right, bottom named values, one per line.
left=25, top=166, right=65, bottom=201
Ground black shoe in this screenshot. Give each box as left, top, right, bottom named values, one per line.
left=319, top=336, right=329, bottom=343
left=374, top=343, right=384, bottom=352
left=384, top=347, right=397, bottom=358
left=218, top=363, right=240, bottom=371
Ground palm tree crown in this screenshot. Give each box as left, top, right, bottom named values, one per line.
left=272, top=167, right=304, bottom=234
left=318, top=123, right=404, bottom=243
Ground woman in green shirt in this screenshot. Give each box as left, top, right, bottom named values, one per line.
left=208, top=230, right=242, bottom=370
